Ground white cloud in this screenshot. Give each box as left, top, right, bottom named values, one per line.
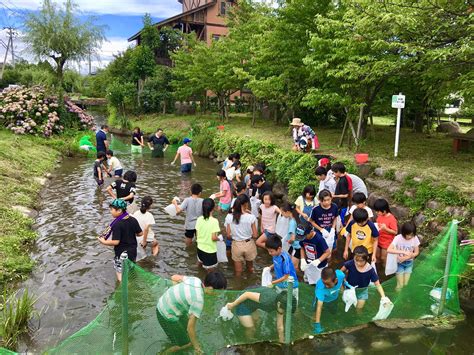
left=0, top=29, right=131, bottom=74
left=4, top=0, right=181, bottom=17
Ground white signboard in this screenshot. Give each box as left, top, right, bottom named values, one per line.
left=392, top=95, right=405, bottom=109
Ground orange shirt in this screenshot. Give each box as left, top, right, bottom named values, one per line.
left=376, top=214, right=398, bottom=249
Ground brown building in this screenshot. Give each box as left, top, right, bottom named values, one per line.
left=128, top=0, right=234, bottom=47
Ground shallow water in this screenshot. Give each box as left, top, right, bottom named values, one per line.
left=17, top=119, right=473, bottom=353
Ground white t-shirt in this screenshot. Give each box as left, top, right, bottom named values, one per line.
left=390, top=234, right=420, bottom=261
left=108, top=156, right=122, bottom=171
left=348, top=174, right=368, bottom=197
left=132, top=211, right=156, bottom=241
left=224, top=213, right=257, bottom=241
left=318, top=175, right=336, bottom=194
left=346, top=205, right=373, bottom=219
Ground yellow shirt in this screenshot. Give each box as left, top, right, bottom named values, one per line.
left=346, top=220, right=379, bottom=254
left=195, top=216, right=220, bottom=253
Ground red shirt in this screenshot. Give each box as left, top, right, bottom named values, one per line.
left=376, top=213, right=398, bottom=249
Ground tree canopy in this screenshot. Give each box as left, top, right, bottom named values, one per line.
left=24, top=0, right=105, bottom=87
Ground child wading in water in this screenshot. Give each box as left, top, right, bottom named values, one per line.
left=387, top=222, right=420, bottom=291
left=340, top=246, right=387, bottom=310
left=173, top=183, right=204, bottom=247
left=106, top=150, right=123, bottom=178
left=295, top=185, right=317, bottom=238
left=211, top=170, right=232, bottom=212
left=133, top=196, right=159, bottom=258
left=374, top=198, right=398, bottom=266
left=256, top=192, right=281, bottom=248
left=281, top=202, right=301, bottom=271
left=98, top=199, right=143, bottom=282
left=106, top=170, right=138, bottom=213
left=171, top=138, right=196, bottom=173
left=196, top=198, right=222, bottom=272
left=225, top=194, right=258, bottom=276
left=93, top=151, right=107, bottom=186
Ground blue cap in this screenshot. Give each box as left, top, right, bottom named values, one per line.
left=183, top=137, right=192, bottom=144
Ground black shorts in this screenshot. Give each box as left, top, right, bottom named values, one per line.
left=197, top=248, right=218, bottom=269
left=156, top=309, right=190, bottom=346
left=288, top=246, right=301, bottom=259
left=185, top=229, right=196, bottom=238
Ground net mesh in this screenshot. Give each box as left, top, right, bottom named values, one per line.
left=1, top=221, right=471, bottom=354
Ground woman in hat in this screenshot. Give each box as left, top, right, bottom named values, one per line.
left=290, top=118, right=319, bottom=152
left=171, top=137, right=196, bottom=173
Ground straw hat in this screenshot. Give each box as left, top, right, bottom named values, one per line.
left=290, top=117, right=303, bottom=126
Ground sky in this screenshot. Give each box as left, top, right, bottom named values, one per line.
left=0, top=0, right=183, bottom=73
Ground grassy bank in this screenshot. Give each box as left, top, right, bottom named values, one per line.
left=0, top=130, right=85, bottom=285
left=131, top=113, right=474, bottom=194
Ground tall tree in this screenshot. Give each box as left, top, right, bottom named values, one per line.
left=24, top=0, right=105, bottom=89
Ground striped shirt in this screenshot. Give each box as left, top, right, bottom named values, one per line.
left=156, top=276, right=204, bottom=321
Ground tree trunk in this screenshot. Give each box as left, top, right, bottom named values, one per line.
left=252, top=96, right=257, bottom=127
left=339, top=114, right=349, bottom=147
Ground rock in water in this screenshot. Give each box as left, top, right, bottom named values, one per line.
left=370, top=340, right=392, bottom=350
left=399, top=333, right=423, bottom=343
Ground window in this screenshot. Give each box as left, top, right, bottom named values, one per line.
left=212, top=34, right=221, bottom=41
left=220, top=1, right=226, bottom=16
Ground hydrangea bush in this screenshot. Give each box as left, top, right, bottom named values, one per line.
left=0, top=86, right=95, bottom=137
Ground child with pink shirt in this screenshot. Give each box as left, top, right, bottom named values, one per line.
left=211, top=170, right=232, bottom=212
left=256, top=192, right=281, bottom=248
left=171, top=138, right=196, bottom=173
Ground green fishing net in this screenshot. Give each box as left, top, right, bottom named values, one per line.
left=1, top=221, right=471, bottom=354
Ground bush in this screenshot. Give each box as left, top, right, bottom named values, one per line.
left=208, top=131, right=318, bottom=198
left=0, top=86, right=94, bottom=137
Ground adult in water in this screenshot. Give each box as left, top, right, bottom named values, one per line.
left=290, top=118, right=319, bottom=152
left=96, top=124, right=109, bottom=153
left=147, top=128, right=170, bottom=158
left=226, top=287, right=297, bottom=342
left=156, top=272, right=227, bottom=353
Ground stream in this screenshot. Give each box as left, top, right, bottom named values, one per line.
left=17, top=112, right=473, bottom=354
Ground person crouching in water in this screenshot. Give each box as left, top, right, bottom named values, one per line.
left=98, top=199, right=142, bottom=282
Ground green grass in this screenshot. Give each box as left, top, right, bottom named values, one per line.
left=0, top=130, right=86, bottom=285
left=0, top=289, right=37, bottom=350
left=130, top=113, right=474, bottom=193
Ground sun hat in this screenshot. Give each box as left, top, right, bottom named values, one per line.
left=290, top=117, right=303, bottom=126
left=247, top=165, right=255, bottom=172
left=110, top=199, right=127, bottom=210
left=183, top=137, right=192, bottom=144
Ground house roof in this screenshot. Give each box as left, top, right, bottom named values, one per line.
left=128, top=1, right=215, bottom=42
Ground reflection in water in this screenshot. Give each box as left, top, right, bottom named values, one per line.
left=19, top=134, right=472, bottom=353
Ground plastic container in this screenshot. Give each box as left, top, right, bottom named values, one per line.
left=354, top=153, right=369, bottom=164
left=164, top=204, right=177, bottom=216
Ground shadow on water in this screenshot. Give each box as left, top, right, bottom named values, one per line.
left=17, top=111, right=473, bottom=353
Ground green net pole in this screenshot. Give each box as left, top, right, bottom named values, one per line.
left=438, top=220, right=457, bottom=316
left=122, top=258, right=129, bottom=355
left=284, top=276, right=294, bottom=344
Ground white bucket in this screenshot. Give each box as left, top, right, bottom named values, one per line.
left=164, top=204, right=178, bottom=216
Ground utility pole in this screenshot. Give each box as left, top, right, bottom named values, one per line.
left=9, top=28, right=14, bottom=67
left=0, top=29, right=12, bottom=80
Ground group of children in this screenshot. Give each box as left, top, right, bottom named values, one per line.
left=93, top=139, right=421, bottom=342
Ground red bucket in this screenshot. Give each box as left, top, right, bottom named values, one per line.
left=217, top=125, right=225, bottom=131
left=354, top=153, right=369, bottom=164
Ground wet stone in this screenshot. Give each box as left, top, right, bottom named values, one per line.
left=374, top=167, right=384, bottom=177
left=394, top=171, right=408, bottom=182
left=12, top=205, right=38, bottom=219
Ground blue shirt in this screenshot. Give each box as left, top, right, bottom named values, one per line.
left=273, top=251, right=299, bottom=289
left=315, top=269, right=345, bottom=303
left=299, top=233, right=329, bottom=268
left=96, top=130, right=107, bottom=152
left=310, top=203, right=338, bottom=229
left=343, top=259, right=378, bottom=288
left=287, top=219, right=300, bottom=249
